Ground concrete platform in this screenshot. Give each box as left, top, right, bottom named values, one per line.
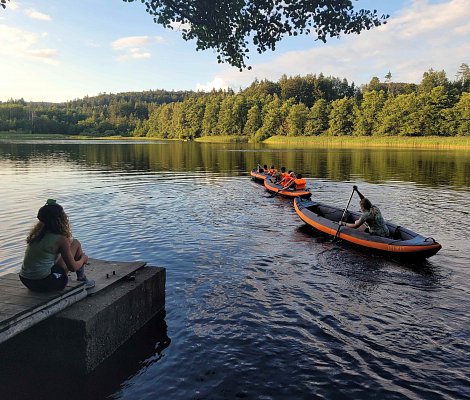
left=0, top=261, right=166, bottom=374
left=0, top=275, right=86, bottom=344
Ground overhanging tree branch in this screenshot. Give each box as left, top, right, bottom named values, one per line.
left=123, top=0, right=388, bottom=70
left=0, top=0, right=388, bottom=70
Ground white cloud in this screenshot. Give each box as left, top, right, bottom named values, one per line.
left=111, top=35, right=165, bottom=49
left=117, top=48, right=151, bottom=61
left=196, top=76, right=229, bottom=92
left=26, top=48, right=59, bottom=64
left=112, top=35, right=165, bottom=61
left=208, top=0, right=470, bottom=89
left=454, top=21, right=470, bottom=35
left=0, top=24, right=59, bottom=64
left=25, top=9, right=51, bottom=21
left=112, top=35, right=151, bottom=49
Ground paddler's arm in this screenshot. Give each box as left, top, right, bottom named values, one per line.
left=339, top=218, right=364, bottom=229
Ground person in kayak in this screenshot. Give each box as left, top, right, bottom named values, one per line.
left=283, top=173, right=307, bottom=191
left=278, top=169, right=291, bottom=186
left=293, top=174, right=307, bottom=190
left=338, top=186, right=390, bottom=237
left=281, top=172, right=296, bottom=190
left=20, top=199, right=95, bottom=292
left=268, top=165, right=277, bottom=175
left=273, top=166, right=286, bottom=183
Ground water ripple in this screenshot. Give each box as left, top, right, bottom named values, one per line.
left=0, top=143, right=469, bottom=400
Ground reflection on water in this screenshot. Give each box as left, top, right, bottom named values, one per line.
left=0, top=141, right=469, bottom=400
left=1, top=140, right=469, bottom=186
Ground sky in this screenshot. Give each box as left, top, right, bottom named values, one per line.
left=0, top=0, right=469, bottom=103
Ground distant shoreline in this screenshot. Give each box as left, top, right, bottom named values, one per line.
left=1, top=132, right=469, bottom=149
left=263, top=135, right=470, bottom=149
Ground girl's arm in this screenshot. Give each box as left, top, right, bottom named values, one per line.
left=56, top=236, right=88, bottom=272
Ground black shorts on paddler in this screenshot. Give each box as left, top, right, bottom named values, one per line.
left=20, top=265, right=68, bottom=292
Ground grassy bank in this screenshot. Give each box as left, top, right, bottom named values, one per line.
left=195, top=135, right=249, bottom=143
left=0, top=132, right=69, bottom=140
left=2, top=132, right=469, bottom=148
left=69, top=135, right=172, bottom=141
left=263, top=135, right=470, bottom=149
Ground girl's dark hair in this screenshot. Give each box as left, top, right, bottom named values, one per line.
left=27, top=200, right=71, bottom=243
left=360, top=198, right=372, bottom=211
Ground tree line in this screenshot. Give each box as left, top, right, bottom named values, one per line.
left=1, top=64, right=469, bottom=139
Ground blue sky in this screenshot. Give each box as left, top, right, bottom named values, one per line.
left=0, top=0, right=468, bottom=102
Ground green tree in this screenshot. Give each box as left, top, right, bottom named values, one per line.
left=254, top=95, right=283, bottom=142
left=417, top=86, right=450, bottom=136
left=419, top=69, right=450, bottom=94
left=353, top=90, right=385, bottom=135
left=285, top=103, right=309, bottom=136
left=243, top=79, right=280, bottom=99
left=202, top=95, right=222, bottom=136
left=243, top=104, right=262, bottom=138
left=279, top=75, right=315, bottom=107
left=216, top=96, right=236, bottom=135
left=157, top=104, right=175, bottom=137
left=305, top=99, right=329, bottom=135
left=376, top=93, right=421, bottom=136
left=454, top=92, right=470, bottom=136
left=232, top=94, right=248, bottom=135
left=183, top=96, right=206, bottom=138
left=455, top=63, right=470, bottom=93
left=328, top=97, right=355, bottom=136
left=384, top=71, right=393, bottom=96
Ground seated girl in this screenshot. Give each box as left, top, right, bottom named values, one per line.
left=20, top=199, right=94, bottom=292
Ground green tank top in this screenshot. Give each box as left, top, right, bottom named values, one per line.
left=21, top=233, right=61, bottom=280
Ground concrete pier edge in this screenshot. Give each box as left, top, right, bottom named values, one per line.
left=0, top=265, right=166, bottom=374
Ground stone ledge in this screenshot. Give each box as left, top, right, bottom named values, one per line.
left=0, top=265, right=165, bottom=374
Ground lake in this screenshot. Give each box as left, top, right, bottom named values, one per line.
left=0, top=140, right=469, bottom=400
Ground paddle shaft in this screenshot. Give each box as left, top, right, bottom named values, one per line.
left=333, top=187, right=356, bottom=240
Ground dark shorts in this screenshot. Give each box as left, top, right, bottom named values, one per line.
left=20, top=265, right=68, bottom=292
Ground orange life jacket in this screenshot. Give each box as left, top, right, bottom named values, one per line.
left=278, top=173, right=287, bottom=184
left=269, top=168, right=277, bottom=175
left=294, top=178, right=307, bottom=190
left=283, top=177, right=295, bottom=188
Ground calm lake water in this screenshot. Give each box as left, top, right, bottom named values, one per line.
left=0, top=140, right=469, bottom=400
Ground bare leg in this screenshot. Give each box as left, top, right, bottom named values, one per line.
left=70, top=239, right=87, bottom=281
left=70, top=239, right=84, bottom=261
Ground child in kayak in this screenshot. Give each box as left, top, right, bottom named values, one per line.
left=20, top=199, right=95, bottom=292
left=283, top=173, right=307, bottom=191
left=272, top=166, right=286, bottom=184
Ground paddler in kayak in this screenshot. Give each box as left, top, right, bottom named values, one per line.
left=338, top=186, right=390, bottom=238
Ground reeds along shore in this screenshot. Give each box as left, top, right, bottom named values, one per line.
left=2, top=132, right=469, bottom=149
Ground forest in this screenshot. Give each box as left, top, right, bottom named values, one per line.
left=1, top=65, right=469, bottom=140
